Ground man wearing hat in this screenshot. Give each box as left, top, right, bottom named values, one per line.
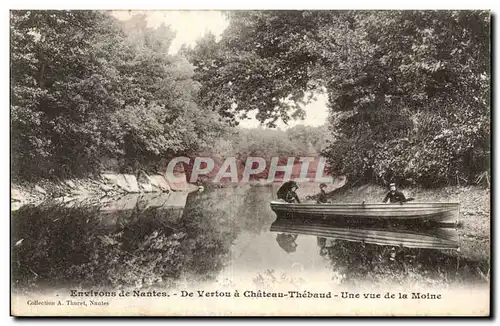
left=317, top=183, right=329, bottom=203
left=382, top=183, right=407, bottom=204
left=277, top=181, right=301, bottom=203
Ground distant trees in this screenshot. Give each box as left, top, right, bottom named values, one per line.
left=190, top=125, right=329, bottom=184
left=187, top=10, right=490, bottom=187
left=11, top=11, right=228, bottom=180
left=212, top=125, right=329, bottom=159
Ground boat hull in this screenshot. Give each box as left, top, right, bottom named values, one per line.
left=270, top=201, right=460, bottom=224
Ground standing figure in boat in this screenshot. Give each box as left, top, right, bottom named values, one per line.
left=382, top=183, right=407, bottom=203
left=317, top=183, right=329, bottom=204
left=277, top=181, right=301, bottom=203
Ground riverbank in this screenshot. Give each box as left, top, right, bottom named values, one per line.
left=11, top=171, right=198, bottom=211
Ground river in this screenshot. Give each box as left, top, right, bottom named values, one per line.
left=11, top=185, right=489, bottom=294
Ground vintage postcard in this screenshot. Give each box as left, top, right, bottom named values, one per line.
left=10, top=9, right=490, bottom=316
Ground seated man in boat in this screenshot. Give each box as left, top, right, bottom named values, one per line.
left=317, top=183, right=329, bottom=203
left=277, top=181, right=301, bottom=203
left=382, top=183, right=407, bottom=204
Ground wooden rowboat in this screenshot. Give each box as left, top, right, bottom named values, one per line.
left=270, top=201, right=460, bottom=224
left=270, top=217, right=460, bottom=250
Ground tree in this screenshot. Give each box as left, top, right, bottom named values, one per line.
left=185, top=11, right=339, bottom=127
left=11, top=11, right=230, bottom=180
left=11, top=10, right=132, bottom=179
left=116, top=15, right=231, bottom=170
left=321, top=11, right=490, bottom=186
left=187, top=10, right=490, bottom=186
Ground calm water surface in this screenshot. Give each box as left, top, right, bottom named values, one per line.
left=11, top=186, right=488, bottom=292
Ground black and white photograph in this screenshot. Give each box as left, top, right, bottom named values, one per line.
left=9, top=8, right=491, bottom=316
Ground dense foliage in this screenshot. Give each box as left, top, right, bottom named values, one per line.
left=11, top=11, right=228, bottom=180
left=187, top=10, right=490, bottom=187
left=11, top=10, right=490, bottom=187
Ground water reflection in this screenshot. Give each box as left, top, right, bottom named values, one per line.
left=270, top=215, right=488, bottom=286
left=11, top=186, right=489, bottom=293
left=11, top=190, right=233, bottom=291
left=11, top=186, right=274, bottom=292
left=12, top=203, right=185, bottom=290
left=271, top=216, right=460, bottom=250
left=275, top=233, right=299, bottom=253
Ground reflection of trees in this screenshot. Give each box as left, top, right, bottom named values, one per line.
left=11, top=187, right=290, bottom=292
left=12, top=205, right=185, bottom=290
left=321, top=239, right=489, bottom=287
left=179, top=191, right=239, bottom=281
left=11, top=189, right=244, bottom=291
left=237, top=186, right=276, bottom=234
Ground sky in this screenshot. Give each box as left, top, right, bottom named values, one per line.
left=112, top=10, right=330, bottom=129
left=112, top=10, right=229, bottom=54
